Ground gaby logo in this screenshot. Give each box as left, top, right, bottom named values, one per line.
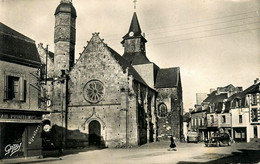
left=4, top=143, right=22, bottom=156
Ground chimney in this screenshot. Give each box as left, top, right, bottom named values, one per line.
left=210, top=88, right=215, bottom=94
left=237, top=87, right=243, bottom=92
left=254, top=78, right=260, bottom=84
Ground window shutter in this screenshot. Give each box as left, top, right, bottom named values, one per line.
left=4, top=75, right=8, bottom=99
left=19, top=77, right=26, bottom=101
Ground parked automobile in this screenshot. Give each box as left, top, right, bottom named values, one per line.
left=205, top=132, right=232, bottom=147
left=187, top=131, right=199, bottom=143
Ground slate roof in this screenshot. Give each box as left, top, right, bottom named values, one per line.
left=155, top=67, right=180, bottom=88
left=0, top=22, right=41, bottom=68
left=209, top=93, right=228, bottom=104
left=123, top=52, right=150, bottom=65
left=122, top=12, right=147, bottom=42
left=247, top=82, right=260, bottom=94
left=55, top=0, right=77, bottom=18
left=106, top=46, right=148, bottom=87
left=224, top=82, right=260, bottom=111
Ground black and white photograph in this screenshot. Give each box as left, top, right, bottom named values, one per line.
left=0, top=0, right=260, bottom=163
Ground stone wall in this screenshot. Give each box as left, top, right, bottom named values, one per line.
left=0, top=60, right=40, bottom=110
left=156, top=87, right=183, bottom=141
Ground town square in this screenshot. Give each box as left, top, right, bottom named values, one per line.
left=0, top=0, right=259, bottom=163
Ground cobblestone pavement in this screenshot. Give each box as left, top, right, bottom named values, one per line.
left=2, top=141, right=260, bottom=164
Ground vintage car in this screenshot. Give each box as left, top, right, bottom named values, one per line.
left=205, top=132, right=232, bottom=147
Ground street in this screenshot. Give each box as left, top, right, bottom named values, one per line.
left=2, top=141, right=260, bottom=164
left=41, top=141, right=260, bottom=164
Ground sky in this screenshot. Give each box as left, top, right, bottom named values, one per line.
left=0, top=0, right=260, bottom=111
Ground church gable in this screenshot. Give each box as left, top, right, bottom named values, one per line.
left=68, top=33, right=128, bottom=105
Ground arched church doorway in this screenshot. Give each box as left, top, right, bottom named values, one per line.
left=89, top=120, right=101, bottom=146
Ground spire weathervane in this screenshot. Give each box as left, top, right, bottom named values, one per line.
left=133, top=0, right=137, bottom=10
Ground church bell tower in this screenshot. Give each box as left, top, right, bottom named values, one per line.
left=121, top=12, right=150, bottom=65
left=54, top=0, right=77, bottom=76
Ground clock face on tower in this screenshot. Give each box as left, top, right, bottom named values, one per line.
left=129, top=31, right=134, bottom=37
left=83, top=80, right=105, bottom=103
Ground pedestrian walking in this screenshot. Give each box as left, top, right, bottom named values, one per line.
left=168, top=135, right=177, bottom=151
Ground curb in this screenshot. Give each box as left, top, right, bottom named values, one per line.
left=1, top=157, right=62, bottom=164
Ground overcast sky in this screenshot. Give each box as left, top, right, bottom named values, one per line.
left=1, top=0, right=259, bottom=111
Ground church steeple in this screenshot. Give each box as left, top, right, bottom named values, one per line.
left=122, top=12, right=150, bottom=65
left=123, top=12, right=143, bottom=40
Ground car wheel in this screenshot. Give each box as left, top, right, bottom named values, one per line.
left=205, top=143, right=208, bottom=147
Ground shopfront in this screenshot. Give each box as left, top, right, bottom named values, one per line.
left=0, top=109, right=48, bottom=159
left=233, top=127, right=247, bottom=142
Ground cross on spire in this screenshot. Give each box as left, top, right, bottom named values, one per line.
left=133, top=0, right=137, bottom=10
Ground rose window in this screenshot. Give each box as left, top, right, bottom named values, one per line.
left=83, top=80, right=105, bottom=103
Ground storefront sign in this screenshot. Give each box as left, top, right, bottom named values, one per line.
left=28, top=125, right=41, bottom=144
left=0, top=113, right=42, bottom=120
left=4, top=143, right=22, bottom=156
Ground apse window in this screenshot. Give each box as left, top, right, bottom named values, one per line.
left=4, top=76, right=26, bottom=101
left=158, top=103, right=167, bottom=117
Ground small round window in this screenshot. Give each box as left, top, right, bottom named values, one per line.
left=158, top=103, right=167, bottom=117
left=83, top=80, right=105, bottom=103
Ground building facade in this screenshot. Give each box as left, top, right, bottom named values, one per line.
left=0, top=23, right=48, bottom=159
left=248, top=79, right=260, bottom=141
left=38, top=0, right=183, bottom=148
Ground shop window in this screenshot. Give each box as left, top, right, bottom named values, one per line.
left=221, top=115, right=226, bottom=123
left=251, top=108, right=258, bottom=122
left=4, top=76, right=26, bottom=101
left=158, top=103, right=167, bottom=117
left=239, top=115, right=242, bottom=123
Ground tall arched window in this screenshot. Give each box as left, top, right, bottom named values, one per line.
left=158, top=103, right=167, bottom=117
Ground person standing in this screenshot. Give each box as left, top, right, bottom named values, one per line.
left=168, top=135, right=177, bottom=151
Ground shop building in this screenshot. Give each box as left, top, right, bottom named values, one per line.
left=0, top=22, right=48, bottom=159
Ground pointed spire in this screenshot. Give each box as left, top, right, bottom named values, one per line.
left=122, top=12, right=146, bottom=41
left=129, top=12, right=142, bottom=35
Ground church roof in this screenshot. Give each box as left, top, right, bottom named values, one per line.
left=55, top=0, right=77, bottom=18
left=123, top=52, right=151, bottom=65
left=0, top=22, right=41, bottom=68
left=107, top=46, right=148, bottom=86
left=77, top=33, right=149, bottom=87
left=155, top=67, right=180, bottom=88
left=122, top=12, right=147, bottom=42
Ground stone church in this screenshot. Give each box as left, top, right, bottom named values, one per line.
left=38, top=0, right=183, bottom=148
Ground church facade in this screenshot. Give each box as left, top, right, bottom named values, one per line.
left=38, top=0, right=183, bottom=148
